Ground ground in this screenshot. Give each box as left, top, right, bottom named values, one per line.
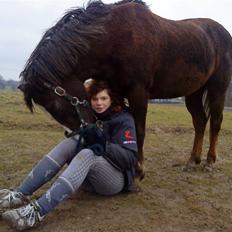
left=0, top=91, right=232, bottom=232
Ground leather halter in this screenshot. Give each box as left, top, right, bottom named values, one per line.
left=43, top=81, right=92, bottom=130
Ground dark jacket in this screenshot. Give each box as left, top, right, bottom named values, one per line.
left=96, top=107, right=138, bottom=191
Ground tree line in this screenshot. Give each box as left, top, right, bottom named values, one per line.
left=0, top=74, right=18, bottom=90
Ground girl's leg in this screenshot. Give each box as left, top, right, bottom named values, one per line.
left=2, top=149, right=125, bottom=230
left=17, top=137, right=79, bottom=196
left=85, top=157, right=125, bottom=196
left=37, top=149, right=125, bottom=216
left=2, top=148, right=94, bottom=231
left=36, top=149, right=96, bottom=216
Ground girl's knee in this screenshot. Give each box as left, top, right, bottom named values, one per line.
left=77, top=148, right=94, bottom=156
left=72, top=149, right=95, bottom=162
left=47, top=138, right=80, bottom=165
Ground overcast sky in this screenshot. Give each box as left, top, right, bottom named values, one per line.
left=0, top=0, right=231, bottom=80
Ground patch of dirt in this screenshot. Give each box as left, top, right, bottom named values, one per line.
left=146, top=126, right=194, bottom=134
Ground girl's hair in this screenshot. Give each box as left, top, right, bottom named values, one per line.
left=85, top=79, right=124, bottom=112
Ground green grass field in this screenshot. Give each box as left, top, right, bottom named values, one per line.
left=0, top=90, right=232, bottom=232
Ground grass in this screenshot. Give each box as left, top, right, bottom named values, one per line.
left=0, top=90, right=232, bottom=232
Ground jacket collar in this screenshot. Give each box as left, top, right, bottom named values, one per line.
left=94, top=106, right=116, bottom=121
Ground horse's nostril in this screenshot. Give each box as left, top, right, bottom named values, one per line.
left=18, top=84, right=25, bottom=91
left=18, top=83, right=28, bottom=92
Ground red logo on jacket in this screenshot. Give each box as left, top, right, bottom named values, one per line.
left=124, top=130, right=134, bottom=140
left=123, top=130, right=136, bottom=144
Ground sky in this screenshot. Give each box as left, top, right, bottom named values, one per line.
left=0, top=0, right=231, bottom=81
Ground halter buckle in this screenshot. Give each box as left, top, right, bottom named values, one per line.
left=71, top=97, right=79, bottom=106
left=54, top=86, right=66, bottom=96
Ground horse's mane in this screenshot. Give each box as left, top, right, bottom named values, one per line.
left=115, top=0, right=146, bottom=5
left=20, top=0, right=147, bottom=86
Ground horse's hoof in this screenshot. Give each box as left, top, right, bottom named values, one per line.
left=135, top=162, right=145, bottom=181
left=202, top=162, right=213, bottom=172
left=182, top=162, right=198, bottom=172
left=131, top=182, right=142, bottom=193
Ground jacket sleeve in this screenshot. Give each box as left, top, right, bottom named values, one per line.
left=103, top=113, right=138, bottom=171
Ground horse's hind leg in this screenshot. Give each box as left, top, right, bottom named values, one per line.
left=184, top=88, right=209, bottom=170
left=205, top=87, right=227, bottom=169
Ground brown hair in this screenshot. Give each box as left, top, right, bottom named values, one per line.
left=85, top=79, right=124, bottom=112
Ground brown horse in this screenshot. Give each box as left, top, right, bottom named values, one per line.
left=18, top=0, right=232, bottom=179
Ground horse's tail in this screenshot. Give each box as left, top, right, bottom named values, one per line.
left=202, top=89, right=210, bottom=120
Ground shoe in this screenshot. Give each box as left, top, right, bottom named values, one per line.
left=2, top=201, right=44, bottom=231
left=0, top=189, right=29, bottom=214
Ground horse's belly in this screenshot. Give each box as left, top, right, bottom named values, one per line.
left=150, top=75, right=209, bottom=99
left=150, top=87, right=193, bottom=99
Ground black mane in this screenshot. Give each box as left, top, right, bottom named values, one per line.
left=20, top=0, right=146, bottom=86
left=20, top=1, right=110, bottom=86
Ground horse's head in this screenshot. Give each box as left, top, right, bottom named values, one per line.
left=18, top=71, right=95, bottom=131
left=16, top=2, right=116, bottom=131
left=17, top=1, right=123, bottom=131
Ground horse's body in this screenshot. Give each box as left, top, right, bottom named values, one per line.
left=19, top=0, right=232, bottom=178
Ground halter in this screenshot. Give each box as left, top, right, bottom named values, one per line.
left=42, top=81, right=94, bottom=136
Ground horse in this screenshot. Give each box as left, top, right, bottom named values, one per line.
left=18, top=0, right=232, bottom=180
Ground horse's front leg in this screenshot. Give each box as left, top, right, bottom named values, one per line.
left=127, top=85, right=149, bottom=181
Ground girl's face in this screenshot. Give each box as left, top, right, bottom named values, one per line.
left=91, top=89, right=112, bottom=113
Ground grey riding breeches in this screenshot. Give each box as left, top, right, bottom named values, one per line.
left=47, top=137, right=125, bottom=195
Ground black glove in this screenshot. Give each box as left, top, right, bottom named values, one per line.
left=82, top=124, right=106, bottom=154
left=88, top=144, right=105, bottom=156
